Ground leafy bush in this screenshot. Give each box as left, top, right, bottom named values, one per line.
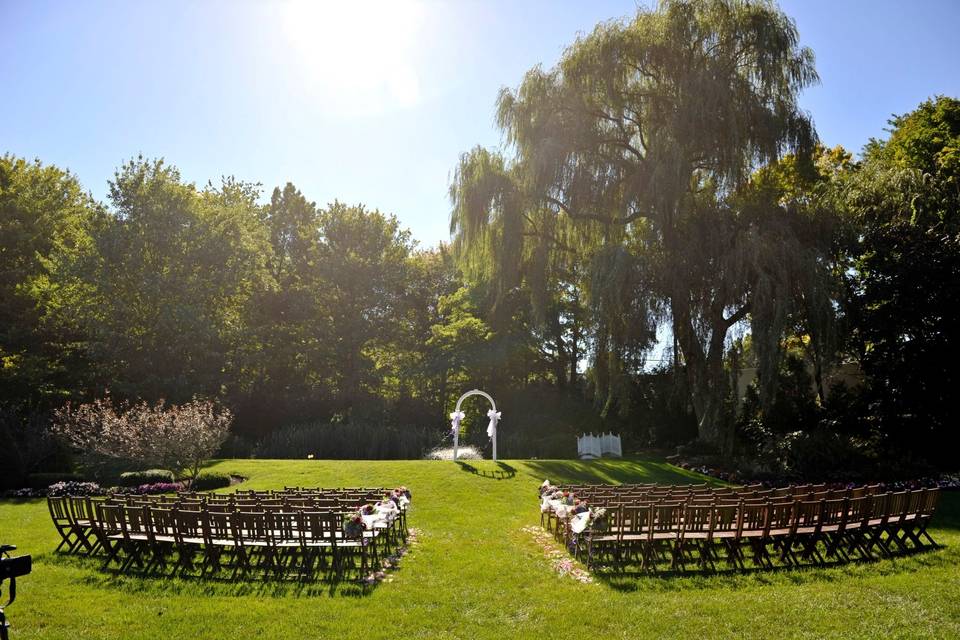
left=47, top=481, right=104, bottom=496
left=190, top=472, right=231, bottom=490
left=27, top=472, right=82, bottom=489
left=0, top=405, right=65, bottom=490
left=256, top=422, right=438, bottom=459
left=118, top=469, right=175, bottom=486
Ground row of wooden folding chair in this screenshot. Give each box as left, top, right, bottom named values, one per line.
left=570, top=488, right=939, bottom=573
left=91, top=503, right=383, bottom=580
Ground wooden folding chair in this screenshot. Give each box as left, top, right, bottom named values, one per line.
left=583, top=506, right=623, bottom=570
left=710, top=504, right=740, bottom=569
left=334, top=512, right=371, bottom=580
left=201, top=510, right=236, bottom=576
left=48, top=497, right=84, bottom=554
left=818, top=498, right=848, bottom=562
left=736, top=501, right=769, bottom=568
left=267, top=511, right=302, bottom=578
left=914, top=488, right=940, bottom=547
left=783, top=500, right=824, bottom=566
left=171, top=509, right=205, bottom=575
left=764, top=500, right=795, bottom=566
left=66, top=496, right=99, bottom=554
left=877, top=491, right=910, bottom=555
left=839, top=496, right=871, bottom=560
left=298, top=511, right=338, bottom=580
left=648, top=502, right=683, bottom=571
left=230, top=511, right=268, bottom=578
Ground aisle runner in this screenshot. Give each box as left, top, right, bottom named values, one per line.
left=521, top=526, right=593, bottom=584
left=363, top=527, right=420, bottom=585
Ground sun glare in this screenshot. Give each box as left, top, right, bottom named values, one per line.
left=279, top=0, right=425, bottom=114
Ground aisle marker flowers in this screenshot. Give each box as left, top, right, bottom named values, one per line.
left=521, top=526, right=594, bottom=584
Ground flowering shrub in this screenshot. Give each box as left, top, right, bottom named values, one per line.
left=2, top=488, right=44, bottom=499
left=47, top=481, right=105, bottom=496
left=53, top=396, right=231, bottom=481
left=130, top=482, right=184, bottom=495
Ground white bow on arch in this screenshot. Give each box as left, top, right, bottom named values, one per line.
left=449, top=410, right=466, bottom=436
left=486, top=409, right=501, bottom=439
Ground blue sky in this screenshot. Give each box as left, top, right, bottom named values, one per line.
left=2, top=0, right=959, bottom=247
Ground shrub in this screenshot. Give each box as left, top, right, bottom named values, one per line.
left=190, top=472, right=231, bottom=490
left=118, top=469, right=175, bottom=486
left=256, top=421, right=438, bottom=459
left=53, top=396, right=232, bottom=481
left=27, top=472, right=82, bottom=489
left=130, top=482, right=184, bottom=494
left=47, top=481, right=104, bottom=496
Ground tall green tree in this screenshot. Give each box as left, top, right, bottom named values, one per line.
left=231, top=183, right=331, bottom=437
left=839, top=96, right=960, bottom=466
left=451, top=0, right=826, bottom=450
left=77, top=157, right=270, bottom=403
left=0, top=155, right=100, bottom=405
left=317, top=202, right=416, bottom=414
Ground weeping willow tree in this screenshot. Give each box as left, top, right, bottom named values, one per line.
left=451, top=0, right=837, bottom=452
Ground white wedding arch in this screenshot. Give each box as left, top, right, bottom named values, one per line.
left=449, top=389, right=500, bottom=461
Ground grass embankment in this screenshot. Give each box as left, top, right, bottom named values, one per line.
left=1, top=458, right=958, bottom=639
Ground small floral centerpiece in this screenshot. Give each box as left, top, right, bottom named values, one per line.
left=563, top=491, right=576, bottom=506
left=344, top=513, right=366, bottom=539
left=360, top=504, right=376, bottom=516
left=588, top=507, right=608, bottom=532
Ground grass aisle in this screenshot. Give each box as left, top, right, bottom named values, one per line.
left=2, top=458, right=959, bottom=639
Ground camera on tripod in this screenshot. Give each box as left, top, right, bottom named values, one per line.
left=1, top=544, right=32, bottom=640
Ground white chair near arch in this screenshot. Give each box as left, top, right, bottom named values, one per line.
left=577, top=432, right=622, bottom=459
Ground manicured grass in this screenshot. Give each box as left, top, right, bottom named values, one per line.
left=2, top=458, right=959, bottom=639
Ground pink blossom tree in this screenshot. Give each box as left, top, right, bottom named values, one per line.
left=53, top=396, right=231, bottom=482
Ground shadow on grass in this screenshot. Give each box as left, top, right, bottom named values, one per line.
left=522, top=458, right=719, bottom=487
left=592, top=542, right=953, bottom=592
left=455, top=461, right=516, bottom=480
left=52, top=553, right=392, bottom=598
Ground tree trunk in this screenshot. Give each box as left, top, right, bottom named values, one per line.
left=671, top=291, right=734, bottom=454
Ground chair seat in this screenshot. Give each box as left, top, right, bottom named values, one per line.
left=682, top=532, right=711, bottom=540
left=208, top=538, right=236, bottom=546
left=651, top=532, right=678, bottom=541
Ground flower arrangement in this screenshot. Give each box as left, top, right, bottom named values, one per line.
left=343, top=513, right=366, bottom=539
left=588, top=507, right=608, bottom=532
left=360, top=504, right=376, bottom=516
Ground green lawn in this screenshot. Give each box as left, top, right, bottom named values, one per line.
left=2, top=458, right=959, bottom=639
